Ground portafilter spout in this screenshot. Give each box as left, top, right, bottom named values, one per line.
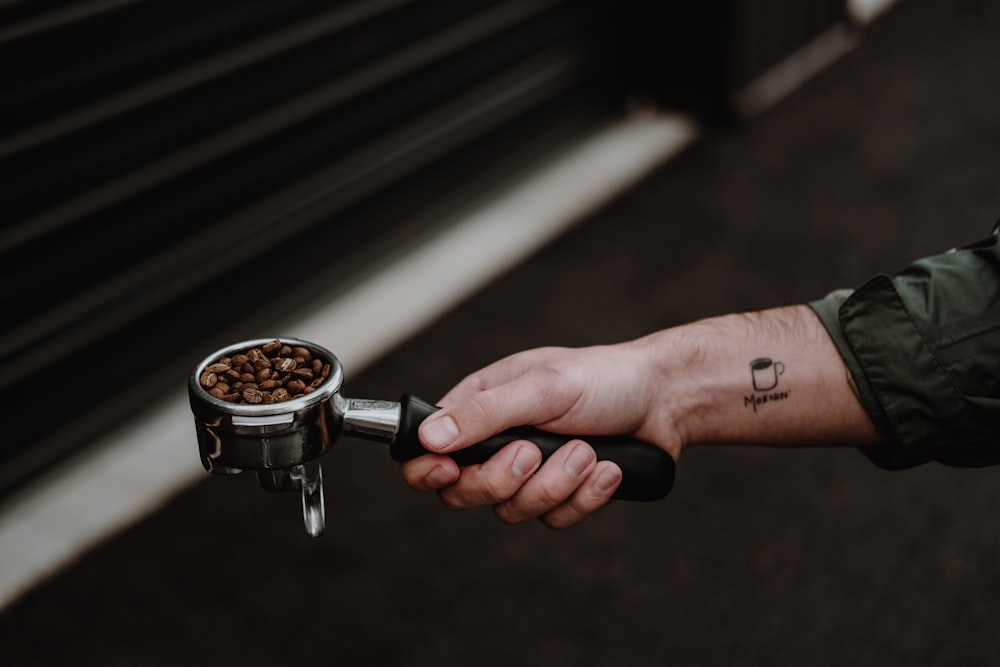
left=188, top=338, right=676, bottom=537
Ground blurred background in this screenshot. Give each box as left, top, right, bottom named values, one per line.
left=2, top=0, right=999, bottom=664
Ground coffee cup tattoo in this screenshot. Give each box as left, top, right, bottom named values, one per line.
left=744, top=358, right=790, bottom=413
left=750, top=358, right=784, bottom=391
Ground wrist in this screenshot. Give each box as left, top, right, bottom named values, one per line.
left=633, top=305, right=879, bottom=453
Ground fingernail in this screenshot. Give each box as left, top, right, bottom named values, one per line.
left=595, top=466, right=622, bottom=493
left=564, top=444, right=593, bottom=477
left=421, top=415, right=459, bottom=450
left=425, top=465, right=455, bottom=489
left=511, top=445, right=540, bottom=477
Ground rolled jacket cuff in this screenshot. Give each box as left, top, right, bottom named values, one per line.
left=809, top=293, right=894, bottom=442
left=810, top=276, right=978, bottom=469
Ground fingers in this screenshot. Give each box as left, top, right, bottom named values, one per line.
left=435, top=348, right=554, bottom=407
left=434, top=441, right=543, bottom=508
left=432, top=440, right=622, bottom=530
left=419, top=366, right=583, bottom=453
left=398, top=453, right=460, bottom=492
left=538, top=460, right=622, bottom=530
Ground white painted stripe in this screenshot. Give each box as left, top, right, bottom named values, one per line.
left=0, top=112, right=698, bottom=609
left=733, top=0, right=903, bottom=118
left=848, top=0, right=902, bottom=25
left=733, top=24, right=859, bottom=118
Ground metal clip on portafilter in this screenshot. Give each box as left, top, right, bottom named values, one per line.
left=189, top=338, right=675, bottom=537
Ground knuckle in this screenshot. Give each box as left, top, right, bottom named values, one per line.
left=465, top=392, right=496, bottom=424
left=493, top=503, right=527, bottom=525
left=437, top=489, right=465, bottom=511
left=478, top=472, right=511, bottom=505
left=531, top=485, right=565, bottom=511
left=540, top=514, right=571, bottom=531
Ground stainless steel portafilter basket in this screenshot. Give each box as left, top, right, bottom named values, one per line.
left=189, top=338, right=676, bottom=537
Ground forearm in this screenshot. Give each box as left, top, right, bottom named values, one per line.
left=630, top=305, right=883, bottom=455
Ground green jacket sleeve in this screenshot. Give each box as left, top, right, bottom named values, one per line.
left=809, top=223, right=1000, bottom=469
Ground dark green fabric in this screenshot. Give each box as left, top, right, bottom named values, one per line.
left=810, top=224, right=1000, bottom=469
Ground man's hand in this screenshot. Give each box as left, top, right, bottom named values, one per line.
left=399, top=306, right=881, bottom=528
left=399, top=344, right=674, bottom=529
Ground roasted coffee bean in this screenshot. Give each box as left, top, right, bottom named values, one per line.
left=242, top=387, right=263, bottom=404
left=202, top=340, right=330, bottom=403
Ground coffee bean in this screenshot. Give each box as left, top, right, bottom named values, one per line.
left=242, top=387, right=263, bottom=404
left=202, top=340, right=332, bottom=403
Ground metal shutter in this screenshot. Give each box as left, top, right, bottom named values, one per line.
left=0, top=0, right=619, bottom=497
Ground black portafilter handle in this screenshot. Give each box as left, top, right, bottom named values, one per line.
left=389, top=395, right=675, bottom=502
